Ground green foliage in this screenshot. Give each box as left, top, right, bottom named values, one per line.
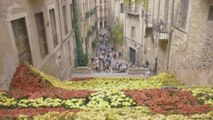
left=33, top=112, right=74, bottom=120
left=86, top=90, right=136, bottom=108
left=123, top=0, right=149, bottom=12
left=123, top=0, right=143, bottom=5
left=13, top=111, right=213, bottom=120
left=73, top=0, right=88, bottom=66
left=189, top=87, right=213, bottom=105
left=112, top=23, right=123, bottom=44
left=92, top=34, right=99, bottom=50
left=76, top=107, right=150, bottom=120
left=17, top=115, right=28, bottom=120
left=0, top=94, right=85, bottom=109
left=0, top=92, right=17, bottom=108
left=29, top=65, right=184, bottom=91
left=144, top=0, right=149, bottom=12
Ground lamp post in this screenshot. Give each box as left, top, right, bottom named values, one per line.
left=158, top=20, right=165, bottom=33
left=154, top=20, right=165, bottom=74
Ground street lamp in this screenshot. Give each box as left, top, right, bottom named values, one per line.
left=158, top=20, right=165, bottom=33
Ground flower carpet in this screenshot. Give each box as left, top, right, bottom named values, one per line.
left=0, top=63, right=212, bottom=120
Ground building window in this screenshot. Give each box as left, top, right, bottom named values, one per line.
left=35, top=12, right=48, bottom=59
left=11, top=18, right=32, bottom=64
left=208, top=6, right=213, bottom=21
left=120, top=3, right=124, bottom=13
left=49, top=9, right=58, bottom=48
left=131, top=26, right=135, bottom=39
left=63, top=5, right=68, bottom=35
left=175, top=0, right=189, bottom=29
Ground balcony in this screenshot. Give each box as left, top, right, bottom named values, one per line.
left=158, top=32, right=169, bottom=40
left=153, top=20, right=170, bottom=40
left=124, top=6, right=140, bottom=15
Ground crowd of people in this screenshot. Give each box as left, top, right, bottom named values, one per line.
left=91, top=29, right=154, bottom=75
left=91, top=30, right=128, bottom=73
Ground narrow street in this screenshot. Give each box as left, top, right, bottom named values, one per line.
left=91, top=29, right=129, bottom=73
left=0, top=0, right=212, bottom=119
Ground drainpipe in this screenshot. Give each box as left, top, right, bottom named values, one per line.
left=57, top=0, right=63, bottom=42
left=141, top=8, right=144, bottom=67
left=153, top=0, right=155, bottom=19
left=166, top=0, right=175, bottom=71
left=124, top=8, right=127, bottom=60
left=157, top=0, right=161, bottom=21
left=154, top=0, right=161, bottom=74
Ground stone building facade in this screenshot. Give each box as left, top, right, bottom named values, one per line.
left=144, top=0, right=213, bottom=85
left=76, top=0, right=97, bottom=57
left=106, top=0, right=115, bottom=30
left=169, top=0, right=213, bottom=85
left=0, top=0, right=76, bottom=90
left=97, top=0, right=107, bottom=29
left=123, top=0, right=146, bottom=67
left=107, top=0, right=124, bottom=29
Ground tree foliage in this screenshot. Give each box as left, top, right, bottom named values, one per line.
left=123, top=0, right=143, bottom=5
left=113, top=23, right=124, bottom=44
left=92, top=34, right=99, bottom=51
left=73, top=0, right=88, bottom=66
left=123, top=0, right=149, bottom=11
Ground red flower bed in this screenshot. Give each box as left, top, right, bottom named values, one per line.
left=124, top=89, right=212, bottom=115
left=10, top=89, right=94, bottom=99
left=70, top=77, right=94, bottom=82
left=0, top=108, right=80, bottom=118
left=9, top=64, right=93, bottom=99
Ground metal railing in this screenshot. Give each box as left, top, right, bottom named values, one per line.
left=123, top=6, right=140, bottom=15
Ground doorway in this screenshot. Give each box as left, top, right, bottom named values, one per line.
left=129, top=47, right=136, bottom=65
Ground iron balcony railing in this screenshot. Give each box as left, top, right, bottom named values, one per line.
left=123, top=6, right=140, bottom=15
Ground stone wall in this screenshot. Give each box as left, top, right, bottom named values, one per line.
left=124, top=13, right=143, bottom=65
left=142, top=31, right=156, bottom=71
left=78, top=0, right=97, bottom=57
left=169, top=0, right=213, bottom=85
left=0, top=0, right=76, bottom=90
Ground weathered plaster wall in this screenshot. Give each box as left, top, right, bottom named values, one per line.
left=0, top=0, right=75, bottom=90
left=169, top=0, right=213, bottom=85
left=143, top=33, right=156, bottom=70
left=124, top=13, right=143, bottom=65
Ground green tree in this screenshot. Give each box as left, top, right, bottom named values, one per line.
left=113, top=23, right=124, bottom=44
left=123, top=0, right=149, bottom=11
left=124, top=0, right=142, bottom=5
left=92, top=34, right=99, bottom=51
